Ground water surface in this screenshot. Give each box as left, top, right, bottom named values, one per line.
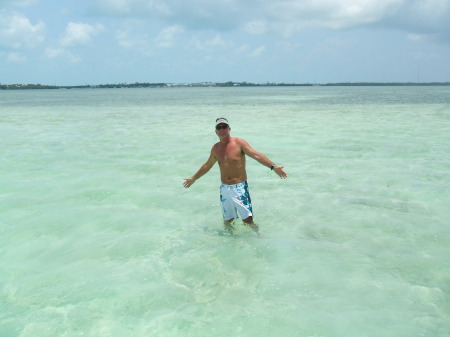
left=1, top=86, right=449, bottom=336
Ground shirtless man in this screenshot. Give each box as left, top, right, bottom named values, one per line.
left=183, top=118, right=287, bottom=234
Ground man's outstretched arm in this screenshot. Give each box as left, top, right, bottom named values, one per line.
left=239, top=138, right=287, bottom=179
left=183, top=149, right=217, bottom=188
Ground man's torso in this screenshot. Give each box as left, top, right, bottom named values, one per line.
left=213, top=137, right=247, bottom=184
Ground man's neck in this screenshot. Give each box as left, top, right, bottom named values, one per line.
left=219, top=135, right=231, bottom=144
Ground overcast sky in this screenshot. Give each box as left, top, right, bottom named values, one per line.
left=1, top=0, right=449, bottom=85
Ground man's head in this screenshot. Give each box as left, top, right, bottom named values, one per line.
left=215, top=117, right=230, bottom=139
left=215, top=117, right=230, bottom=130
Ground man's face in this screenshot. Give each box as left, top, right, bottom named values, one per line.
left=215, top=123, right=230, bottom=137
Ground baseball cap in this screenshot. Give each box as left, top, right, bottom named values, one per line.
left=215, top=117, right=229, bottom=127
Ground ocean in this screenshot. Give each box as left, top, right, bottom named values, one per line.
left=1, top=86, right=449, bottom=337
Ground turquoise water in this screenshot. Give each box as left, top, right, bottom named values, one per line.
left=1, top=86, right=449, bottom=336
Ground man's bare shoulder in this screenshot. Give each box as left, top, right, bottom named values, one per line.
left=232, top=137, right=246, bottom=143
left=234, top=137, right=251, bottom=146
left=225, top=137, right=250, bottom=149
left=211, top=142, right=222, bottom=155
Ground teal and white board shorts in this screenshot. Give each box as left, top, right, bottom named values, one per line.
left=220, top=181, right=253, bottom=221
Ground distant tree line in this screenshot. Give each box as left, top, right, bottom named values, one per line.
left=0, top=83, right=168, bottom=90
left=1, top=81, right=449, bottom=90
left=320, top=82, right=450, bottom=86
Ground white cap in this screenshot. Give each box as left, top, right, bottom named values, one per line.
left=215, top=117, right=229, bottom=127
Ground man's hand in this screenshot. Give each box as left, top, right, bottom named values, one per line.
left=183, top=177, right=196, bottom=188
left=274, top=165, right=287, bottom=179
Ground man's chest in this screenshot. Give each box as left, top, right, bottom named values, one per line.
left=216, top=143, right=243, bottom=162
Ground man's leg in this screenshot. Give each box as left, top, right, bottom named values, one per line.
left=224, top=218, right=236, bottom=234
left=243, top=216, right=259, bottom=235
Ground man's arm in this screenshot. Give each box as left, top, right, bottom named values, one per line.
left=239, top=138, right=287, bottom=179
left=183, top=148, right=217, bottom=188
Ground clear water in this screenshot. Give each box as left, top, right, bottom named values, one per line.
left=1, top=86, right=449, bottom=337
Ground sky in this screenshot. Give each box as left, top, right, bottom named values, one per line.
left=1, top=0, right=449, bottom=85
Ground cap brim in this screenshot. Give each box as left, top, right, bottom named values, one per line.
left=215, top=118, right=229, bottom=126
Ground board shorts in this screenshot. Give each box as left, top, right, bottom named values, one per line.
left=220, top=181, right=253, bottom=221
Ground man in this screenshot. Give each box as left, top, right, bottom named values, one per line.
left=183, top=117, right=287, bottom=235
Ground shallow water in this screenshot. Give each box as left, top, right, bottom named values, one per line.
left=1, top=86, right=449, bottom=336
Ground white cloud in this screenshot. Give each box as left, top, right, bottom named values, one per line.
left=43, top=22, right=104, bottom=63
left=260, top=0, right=405, bottom=35
left=0, top=0, right=37, bottom=7
left=44, top=47, right=81, bottom=63
left=60, top=22, right=104, bottom=47
left=248, top=45, right=265, bottom=58
left=244, top=20, right=269, bottom=35
left=309, top=36, right=355, bottom=58
left=116, top=29, right=139, bottom=49
left=7, top=52, right=27, bottom=62
left=93, top=0, right=242, bottom=29
left=154, top=25, right=184, bottom=48
left=92, top=0, right=450, bottom=41
left=115, top=29, right=154, bottom=56
left=236, top=44, right=249, bottom=54
left=45, top=47, right=65, bottom=58
left=407, top=33, right=432, bottom=42
left=94, top=0, right=403, bottom=30
left=0, top=9, right=45, bottom=49
left=192, top=34, right=233, bottom=51
left=94, top=0, right=133, bottom=15
left=94, top=0, right=172, bottom=17
left=205, top=35, right=231, bottom=49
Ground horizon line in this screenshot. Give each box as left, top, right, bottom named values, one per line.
left=1, top=81, right=450, bottom=90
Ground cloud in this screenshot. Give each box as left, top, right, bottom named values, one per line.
left=93, top=0, right=244, bottom=29
left=154, top=25, right=184, bottom=48
left=60, top=22, right=104, bottom=47
left=248, top=45, right=266, bottom=58
left=243, top=20, right=269, bottom=35
left=0, top=9, right=45, bottom=50
left=382, top=0, right=450, bottom=41
left=44, top=47, right=65, bottom=58
left=92, top=0, right=450, bottom=42
left=93, top=0, right=134, bottom=15
left=94, top=0, right=172, bottom=17
left=44, top=47, right=81, bottom=63
left=193, top=34, right=233, bottom=50
left=115, top=26, right=184, bottom=53
left=116, top=29, right=146, bottom=49
left=7, top=52, right=26, bottom=62
left=407, top=33, right=433, bottom=43
left=0, top=0, right=36, bottom=7
left=43, top=22, right=104, bottom=62
left=309, top=36, right=356, bottom=59
left=264, top=0, right=404, bottom=31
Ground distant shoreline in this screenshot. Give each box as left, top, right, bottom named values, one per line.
left=1, top=81, right=449, bottom=90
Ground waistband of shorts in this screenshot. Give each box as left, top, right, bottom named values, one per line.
left=220, top=181, right=247, bottom=188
